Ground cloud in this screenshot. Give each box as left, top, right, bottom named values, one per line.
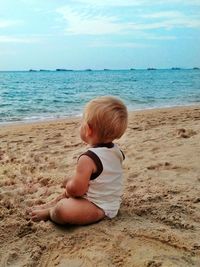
left=141, top=11, right=183, bottom=19
left=0, top=35, right=41, bottom=43
left=89, top=40, right=151, bottom=48
left=0, top=19, right=22, bottom=28
left=89, top=33, right=176, bottom=48
left=69, top=0, right=200, bottom=6
left=56, top=6, right=200, bottom=36
left=127, top=20, right=200, bottom=31
left=56, top=7, right=124, bottom=35
left=140, top=11, right=200, bottom=29
left=71, top=0, right=146, bottom=6
left=134, top=32, right=177, bottom=40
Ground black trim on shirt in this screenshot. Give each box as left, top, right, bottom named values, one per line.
left=79, top=150, right=103, bottom=180
left=120, top=149, right=125, bottom=160
left=93, top=142, right=114, bottom=148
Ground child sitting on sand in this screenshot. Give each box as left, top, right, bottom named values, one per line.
left=30, top=96, right=128, bottom=225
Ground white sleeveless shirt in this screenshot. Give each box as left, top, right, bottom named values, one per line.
left=81, top=143, right=125, bottom=218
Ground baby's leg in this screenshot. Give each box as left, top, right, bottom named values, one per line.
left=50, top=198, right=105, bottom=225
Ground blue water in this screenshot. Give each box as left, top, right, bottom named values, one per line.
left=0, top=69, right=200, bottom=124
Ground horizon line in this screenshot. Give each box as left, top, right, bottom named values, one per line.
left=0, top=67, right=200, bottom=72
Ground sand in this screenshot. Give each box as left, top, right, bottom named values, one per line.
left=0, top=106, right=200, bottom=267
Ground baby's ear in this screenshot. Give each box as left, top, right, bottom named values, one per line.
left=85, top=123, right=93, bottom=137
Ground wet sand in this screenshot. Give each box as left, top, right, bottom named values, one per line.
left=0, top=106, right=200, bottom=267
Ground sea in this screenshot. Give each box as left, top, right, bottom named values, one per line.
left=0, top=69, right=200, bottom=124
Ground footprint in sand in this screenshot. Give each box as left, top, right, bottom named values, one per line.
left=4, top=250, right=20, bottom=266
left=176, top=128, right=197, bottom=138
left=147, top=162, right=171, bottom=170
left=17, top=221, right=37, bottom=238
left=147, top=162, right=189, bottom=172
left=147, top=260, right=162, bottom=267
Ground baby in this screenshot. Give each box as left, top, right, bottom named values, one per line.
left=30, top=96, right=128, bottom=225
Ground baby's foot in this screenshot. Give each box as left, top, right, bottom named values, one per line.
left=26, top=203, right=49, bottom=215
left=31, top=209, right=50, bottom=222
left=34, top=192, right=67, bottom=210
left=30, top=197, right=61, bottom=211
left=32, top=202, right=54, bottom=210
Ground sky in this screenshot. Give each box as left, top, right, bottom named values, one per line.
left=0, top=0, right=200, bottom=70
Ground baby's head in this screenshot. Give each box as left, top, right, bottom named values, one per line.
left=82, top=96, right=128, bottom=143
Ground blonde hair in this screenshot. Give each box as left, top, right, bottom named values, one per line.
left=83, top=96, right=128, bottom=142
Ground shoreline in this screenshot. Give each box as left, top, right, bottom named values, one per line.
left=1, top=103, right=200, bottom=128
left=0, top=105, right=200, bottom=266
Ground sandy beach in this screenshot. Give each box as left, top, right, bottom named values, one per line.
left=0, top=105, right=200, bottom=267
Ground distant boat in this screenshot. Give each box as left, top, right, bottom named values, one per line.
left=104, top=69, right=110, bottom=71
left=85, top=69, right=92, bottom=71
left=171, top=67, right=181, bottom=70
left=193, top=67, right=199, bottom=70
left=130, top=68, right=135, bottom=70
left=40, top=69, right=51, bottom=72
left=29, top=69, right=37, bottom=72
left=147, top=68, right=156, bottom=70
left=56, top=69, right=73, bottom=71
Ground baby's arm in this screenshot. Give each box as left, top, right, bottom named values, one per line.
left=65, top=155, right=96, bottom=197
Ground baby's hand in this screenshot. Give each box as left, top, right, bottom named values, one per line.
left=65, top=190, right=71, bottom=198
left=61, top=177, right=70, bottom=188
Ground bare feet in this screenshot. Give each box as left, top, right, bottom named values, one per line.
left=26, top=202, right=53, bottom=216
left=31, top=209, right=50, bottom=222
left=26, top=191, right=69, bottom=221
left=31, top=201, right=56, bottom=211
left=29, top=191, right=67, bottom=211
